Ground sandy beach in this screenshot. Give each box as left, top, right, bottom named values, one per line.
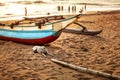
left=0, top=10, right=120, bottom=80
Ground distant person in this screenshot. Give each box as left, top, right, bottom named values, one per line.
left=74, top=6, right=76, bottom=12
left=72, top=6, right=74, bottom=12
left=58, top=6, right=60, bottom=11
left=79, top=7, right=83, bottom=13
left=72, top=6, right=76, bottom=12
left=61, top=6, right=63, bottom=11
left=68, top=6, right=70, bottom=12
left=84, top=4, right=86, bottom=11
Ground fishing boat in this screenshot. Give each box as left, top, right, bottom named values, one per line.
left=0, top=13, right=103, bottom=45
left=0, top=15, right=80, bottom=44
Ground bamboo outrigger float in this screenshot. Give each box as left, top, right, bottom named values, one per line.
left=63, top=22, right=102, bottom=36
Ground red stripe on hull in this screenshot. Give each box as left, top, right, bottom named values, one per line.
left=0, top=35, right=59, bottom=45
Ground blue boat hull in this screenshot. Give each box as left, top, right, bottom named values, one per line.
left=0, top=29, right=61, bottom=44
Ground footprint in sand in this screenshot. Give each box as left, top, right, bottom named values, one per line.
left=46, top=77, right=58, bottom=80
left=72, top=74, right=91, bottom=80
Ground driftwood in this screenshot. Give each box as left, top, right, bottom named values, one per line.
left=51, top=59, right=120, bottom=80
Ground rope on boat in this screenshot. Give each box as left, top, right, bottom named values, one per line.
left=0, top=15, right=64, bottom=26
left=0, top=15, right=65, bottom=30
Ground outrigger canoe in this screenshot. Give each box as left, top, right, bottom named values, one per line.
left=0, top=14, right=102, bottom=44
left=0, top=15, right=79, bottom=44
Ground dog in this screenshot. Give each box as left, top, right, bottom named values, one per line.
left=32, top=46, right=48, bottom=57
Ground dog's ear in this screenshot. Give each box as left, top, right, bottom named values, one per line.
left=32, top=46, right=38, bottom=53
left=33, top=49, right=38, bottom=53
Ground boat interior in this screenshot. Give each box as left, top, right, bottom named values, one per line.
left=0, top=15, right=77, bottom=31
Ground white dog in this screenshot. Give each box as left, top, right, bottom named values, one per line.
left=32, top=46, right=48, bottom=57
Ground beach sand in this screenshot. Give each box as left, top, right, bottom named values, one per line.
left=0, top=10, right=120, bottom=80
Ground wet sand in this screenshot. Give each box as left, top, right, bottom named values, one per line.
left=0, top=10, right=120, bottom=80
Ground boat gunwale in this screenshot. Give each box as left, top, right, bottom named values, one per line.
left=44, top=14, right=79, bottom=25
left=1, top=14, right=80, bottom=28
